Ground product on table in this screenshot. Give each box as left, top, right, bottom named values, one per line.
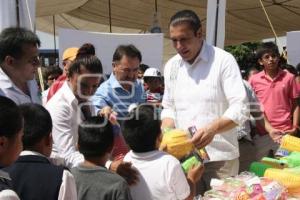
left=280, top=135, right=300, bottom=152
left=261, top=157, right=288, bottom=169
left=181, top=154, right=201, bottom=173
left=249, top=162, right=272, bottom=177
left=160, top=129, right=194, bottom=159
left=264, top=168, right=300, bottom=197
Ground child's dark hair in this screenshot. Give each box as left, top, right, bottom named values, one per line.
left=78, top=116, right=114, bottom=158
left=19, top=104, right=52, bottom=149
left=0, top=96, right=22, bottom=138
left=122, top=105, right=161, bottom=153
left=256, top=42, right=280, bottom=61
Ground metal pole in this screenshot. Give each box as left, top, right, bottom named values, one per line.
left=53, top=15, right=57, bottom=64
left=108, top=0, right=112, bottom=33
left=214, top=0, right=220, bottom=46
left=16, top=0, right=20, bottom=27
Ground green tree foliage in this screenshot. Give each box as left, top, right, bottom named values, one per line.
left=225, top=42, right=261, bottom=71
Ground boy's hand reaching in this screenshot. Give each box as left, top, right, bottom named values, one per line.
left=187, top=164, right=204, bottom=184
left=110, top=159, right=139, bottom=185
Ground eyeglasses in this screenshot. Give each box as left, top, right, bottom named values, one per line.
left=114, top=62, right=139, bottom=74
left=28, top=56, right=40, bottom=66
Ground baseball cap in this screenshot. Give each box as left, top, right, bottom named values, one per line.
left=62, top=47, right=79, bottom=61
left=143, top=68, right=161, bottom=77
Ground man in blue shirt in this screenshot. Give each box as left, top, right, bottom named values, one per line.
left=93, top=44, right=145, bottom=119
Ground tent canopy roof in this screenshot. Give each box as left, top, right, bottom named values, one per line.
left=36, top=0, right=300, bottom=62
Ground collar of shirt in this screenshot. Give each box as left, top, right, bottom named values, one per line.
left=109, top=73, right=140, bottom=91
left=128, top=150, right=163, bottom=160
left=0, top=169, right=11, bottom=181
left=181, top=40, right=210, bottom=68
left=62, top=81, right=78, bottom=106
left=20, top=150, right=48, bottom=158
left=0, top=67, right=14, bottom=89
left=260, top=69, right=285, bottom=82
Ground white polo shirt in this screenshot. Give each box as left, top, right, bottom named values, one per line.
left=0, top=68, right=41, bottom=105
left=161, top=41, right=249, bottom=162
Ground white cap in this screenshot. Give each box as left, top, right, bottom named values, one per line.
left=143, top=68, right=161, bottom=77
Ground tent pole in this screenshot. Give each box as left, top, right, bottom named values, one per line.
left=16, top=0, right=20, bottom=27
left=108, top=0, right=112, bottom=33
left=214, top=0, right=220, bottom=46
left=53, top=15, right=57, bottom=64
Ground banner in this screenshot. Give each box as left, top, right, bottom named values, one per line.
left=59, top=28, right=164, bottom=74
left=287, top=31, right=300, bottom=67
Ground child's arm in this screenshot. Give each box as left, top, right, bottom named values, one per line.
left=185, top=164, right=204, bottom=200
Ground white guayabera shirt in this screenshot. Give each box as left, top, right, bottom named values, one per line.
left=161, top=41, right=249, bottom=162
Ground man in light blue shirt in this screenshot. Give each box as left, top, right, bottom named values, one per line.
left=92, top=44, right=145, bottom=119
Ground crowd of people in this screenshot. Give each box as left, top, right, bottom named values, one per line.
left=0, top=9, right=299, bottom=200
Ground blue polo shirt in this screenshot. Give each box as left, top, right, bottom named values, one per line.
left=92, top=74, right=145, bottom=118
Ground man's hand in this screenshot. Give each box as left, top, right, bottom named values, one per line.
left=110, top=159, right=139, bottom=185
left=99, top=106, right=118, bottom=124
left=284, top=127, right=298, bottom=136
left=190, top=128, right=216, bottom=149
left=269, top=128, right=284, bottom=143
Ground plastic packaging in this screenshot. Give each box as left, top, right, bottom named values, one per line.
left=280, top=135, right=300, bottom=152
left=249, top=162, right=272, bottom=177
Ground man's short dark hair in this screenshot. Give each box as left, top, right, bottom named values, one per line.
left=122, top=105, right=161, bottom=153
left=112, top=44, right=142, bottom=63
left=256, top=42, right=280, bottom=61
left=169, top=10, right=201, bottom=34
left=19, top=104, right=52, bottom=149
left=0, top=96, right=22, bottom=138
left=0, top=27, right=41, bottom=63
left=68, top=55, right=103, bottom=78
left=78, top=116, right=114, bottom=158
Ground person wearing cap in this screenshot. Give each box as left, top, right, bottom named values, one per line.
left=161, top=10, right=248, bottom=194
left=47, top=47, right=79, bottom=101
left=143, top=67, right=163, bottom=103
left=0, top=27, right=41, bottom=105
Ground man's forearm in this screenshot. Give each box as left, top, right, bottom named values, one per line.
left=204, top=117, right=237, bottom=135
left=292, top=99, right=299, bottom=128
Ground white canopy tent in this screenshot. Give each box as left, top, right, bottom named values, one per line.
left=34, top=0, right=300, bottom=62
left=2, top=0, right=300, bottom=63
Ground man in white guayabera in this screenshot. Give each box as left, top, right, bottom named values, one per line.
left=161, top=10, right=249, bottom=194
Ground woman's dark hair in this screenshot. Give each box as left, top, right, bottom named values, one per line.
left=68, top=55, right=103, bottom=77
left=76, top=43, right=96, bottom=59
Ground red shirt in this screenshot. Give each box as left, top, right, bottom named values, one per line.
left=249, top=70, right=298, bottom=131
left=47, top=74, right=67, bottom=102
